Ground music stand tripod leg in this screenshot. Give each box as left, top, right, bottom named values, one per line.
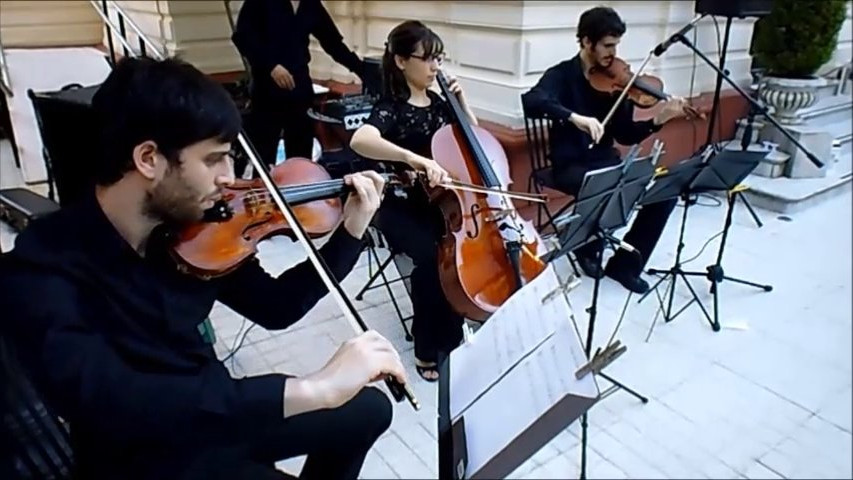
left=640, top=193, right=708, bottom=326
left=737, top=190, right=763, bottom=228
left=577, top=232, right=648, bottom=480
left=680, top=188, right=773, bottom=331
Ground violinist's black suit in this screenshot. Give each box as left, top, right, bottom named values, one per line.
left=522, top=54, right=677, bottom=291
left=0, top=192, right=390, bottom=480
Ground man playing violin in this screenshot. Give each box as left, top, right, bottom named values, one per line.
left=522, top=6, right=694, bottom=294
left=0, top=56, right=407, bottom=480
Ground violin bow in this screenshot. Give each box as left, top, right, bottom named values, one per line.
left=236, top=134, right=421, bottom=411
left=589, top=51, right=656, bottom=150
left=108, top=25, right=418, bottom=410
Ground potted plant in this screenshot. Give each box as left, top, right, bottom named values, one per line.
left=750, top=0, right=848, bottom=124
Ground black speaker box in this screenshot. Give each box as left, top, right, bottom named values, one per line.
left=695, top=0, right=772, bottom=18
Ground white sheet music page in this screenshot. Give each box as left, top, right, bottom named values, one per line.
left=447, top=264, right=598, bottom=478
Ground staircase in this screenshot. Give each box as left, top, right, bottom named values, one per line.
left=734, top=71, right=853, bottom=214
left=0, top=1, right=163, bottom=190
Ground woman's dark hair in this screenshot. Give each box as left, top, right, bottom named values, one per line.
left=576, top=6, right=626, bottom=46
left=382, top=20, right=444, bottom=100
left=91, top=56, right=242, bottom=186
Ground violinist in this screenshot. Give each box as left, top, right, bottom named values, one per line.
left=0, top=57, right=407, bottom=480
left=349, top=20, right=474, bottom=382
left=522, top=6, right=693, bottom=294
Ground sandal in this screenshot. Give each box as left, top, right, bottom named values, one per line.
left=415, top=361, right=439, bottom=382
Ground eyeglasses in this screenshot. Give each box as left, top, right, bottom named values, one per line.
left=410, top=53, right=445, bottom=65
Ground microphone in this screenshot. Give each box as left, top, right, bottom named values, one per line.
left=653, top=13, right=706, bottom=57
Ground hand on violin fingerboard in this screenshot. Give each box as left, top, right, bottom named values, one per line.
left=654, top=97, right=705, bottom=124
left=341, top=171, right=386, bottom=239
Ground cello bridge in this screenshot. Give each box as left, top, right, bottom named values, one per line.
left=484, top=208, right=516, bottom=223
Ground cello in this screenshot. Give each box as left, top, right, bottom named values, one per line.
left=429, top=71, right=547, bottom=322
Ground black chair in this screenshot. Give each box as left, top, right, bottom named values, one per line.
left=521, top=109, right=578, bottom=234
left=1, top=334, right=75, bottom=480
left=521, top=107, right=583, bottom=275
left=354, top=226, right=414, bottom=342
left=27, top=83, right=101, bottom=207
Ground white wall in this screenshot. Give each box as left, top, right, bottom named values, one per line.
left=311, top=1, right=758, bottom=128
left=101, top=1, right=849, bottom=128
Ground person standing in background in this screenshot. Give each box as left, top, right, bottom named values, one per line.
left=232, top=0, right=366, bottom=175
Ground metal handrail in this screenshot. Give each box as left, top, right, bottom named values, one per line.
left=0, top=36, right=13, bottom=97
left=87, top=0, right=166, bottom=61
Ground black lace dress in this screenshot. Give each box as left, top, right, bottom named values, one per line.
left=362, top=91, right=464, bottom=365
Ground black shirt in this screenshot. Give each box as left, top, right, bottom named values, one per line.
left=0, top=193, right=363, bottom=478
left=521, top=54, right=662, bottom=172
left=232, top=0, right=364, bottom=101
left=363, top=91, right=453, bottom=213
left=365, top=90, right=454, bottom=159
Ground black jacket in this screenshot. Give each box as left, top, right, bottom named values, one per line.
left=521, top=54, right=661, bottom=173
left=232, top=0, right=364, bottom=102
left=0, top=193, right=363, bottom=478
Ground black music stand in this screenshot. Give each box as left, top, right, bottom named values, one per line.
left=436, top=266, right=600, bottom=480
left=638, top=148, right=770, bottom=332
left=437, top=157, right=658, bottom=479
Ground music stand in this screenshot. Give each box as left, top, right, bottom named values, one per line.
left=437, top=158, right=660, bottom=479
left=545, top=157, right=653, bottom=478
left=638, top=148, right=770, bottom=332
left=437, top=264, right=599, bottom=479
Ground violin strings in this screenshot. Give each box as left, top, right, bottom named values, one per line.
left=240, top=180, right=347, bottom=205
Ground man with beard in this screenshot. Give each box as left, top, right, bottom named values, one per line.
left=0, top=56, right=406, bottom=480
left=521, top=6, right=698, bottom=294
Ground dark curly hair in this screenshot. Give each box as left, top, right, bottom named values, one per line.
left=576, top=6, right=626, bottom=47
left=91, top=56, right=241, bottom=185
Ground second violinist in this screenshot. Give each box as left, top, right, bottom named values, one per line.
left=522, top=6, right=694, bottom=294
left=349, top=20, right=475, bottom=382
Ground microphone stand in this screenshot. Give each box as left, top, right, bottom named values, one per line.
left=670, top=32, right=824, bottom=169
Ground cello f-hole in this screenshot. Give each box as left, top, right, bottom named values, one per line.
left=467, top=203, right=482, bottom=239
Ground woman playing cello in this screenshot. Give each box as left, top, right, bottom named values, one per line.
left=349, top=21, right=473, bottom=382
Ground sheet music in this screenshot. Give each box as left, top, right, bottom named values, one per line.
left=447, top=264, right=599, bottom=477
left=449, top=265, right=565, bottom=420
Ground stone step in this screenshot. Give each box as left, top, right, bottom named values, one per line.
left=814, top=77, right=853, bottom=98
left=799, top=94, right=852, bottom=126
left=726, top=90, right=851, bottom=212
left=733, top=171, right=851, bottom=214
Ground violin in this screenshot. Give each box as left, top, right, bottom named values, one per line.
left=588, top=57, right=703, bottom=117
left=428, top=71, right=547, bottom=322
left=133, top=45, right=417, bottom=410
left=171, top=149, right=418, bottom=409
left=170, top=158, right=399, bottom=278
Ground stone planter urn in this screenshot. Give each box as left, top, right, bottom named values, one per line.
left=758, top=76, right=828, bottom=125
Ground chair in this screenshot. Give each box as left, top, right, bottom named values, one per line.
left=521, top=107, right=576, bottom=234
left=27, top=83, right=100, bottom=207
left=355, top=226, right=414, bottom=341
left=522, top=106, right=581, bottom=275
left=1, top=335, right=75, bottom=480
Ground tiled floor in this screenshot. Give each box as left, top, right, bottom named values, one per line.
left=1, top=138, right=851, bottom=479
